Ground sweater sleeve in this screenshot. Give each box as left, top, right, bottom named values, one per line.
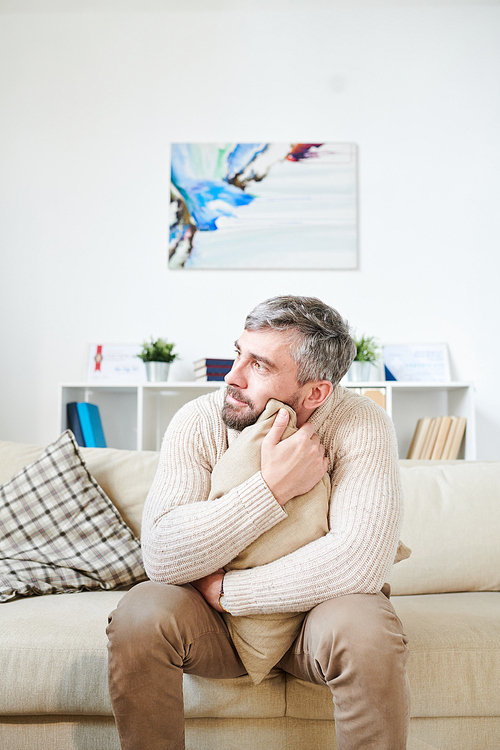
left=141, top=397, right=286, bottom=585
left=223, top=398, right=403, bottom=615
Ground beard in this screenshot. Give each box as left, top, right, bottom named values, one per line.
left=221, top=386, right=303, bottom=432
left=221, top=387, right=260, bottom=431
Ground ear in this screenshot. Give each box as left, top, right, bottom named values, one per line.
left=302, top=380, right=333, bottom=410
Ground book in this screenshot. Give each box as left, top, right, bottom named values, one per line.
left=406, top=416, right=432, bottom=459
left=67, top=402, right=86, bottom=447
left=75, top=403, right=107, bottom=448
left=194, top=358, right=234, bottom=369
left=194, top=374, right=228, bottom=382
left=420, top=417, right=441, bottom=460
left=407, top=415, right=467, bottom=460
left=430, top=416, right=453, bottom=460
left=194, top=358, right=234, bottom=382
left=195, top=365, right=234, bottom=377
left=361, top=388, right=386, bottom=410
left=442, top=416, right=467, bottom=460
left=441, top=416, right=459, bottom=459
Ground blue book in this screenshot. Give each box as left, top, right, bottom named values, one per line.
left=75, top=403, right=107, bottom=448
left=66, top=402, right=86, bottom=447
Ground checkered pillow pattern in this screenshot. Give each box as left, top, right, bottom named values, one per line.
left=0, top=430, right=147, bottom=603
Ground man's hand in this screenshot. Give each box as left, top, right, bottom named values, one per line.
left=191, top=569, right=225, bottom=611
left=261, top=408, right=328, bottom=507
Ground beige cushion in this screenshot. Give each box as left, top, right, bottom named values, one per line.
left=388, top=462, right=500, bottom=595
left=0, top=439, right=159, bottom=538
left=0, top=590, right=123, bottom=714
left=80, top=446, right=159, bottom=537
left=393, top=592, right=500, bottom=718
left=209, top=399, right=330, bottom=684
left=285, top=592, right=500, bottom=721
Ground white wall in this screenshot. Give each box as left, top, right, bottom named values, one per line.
left=1, top=0, right=499, bottom=459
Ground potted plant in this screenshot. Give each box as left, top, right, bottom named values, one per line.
left=347, top=334, right=380, bottom=382
left=138, top=338, right=179, bottom=382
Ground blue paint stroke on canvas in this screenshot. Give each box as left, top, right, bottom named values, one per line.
left=169, top=143, right=358, bottom=269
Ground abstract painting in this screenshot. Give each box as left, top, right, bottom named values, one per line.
left=169, top=142, right=358, bottom=270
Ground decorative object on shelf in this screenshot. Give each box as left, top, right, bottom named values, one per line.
left=87, top=344, right=146, bottom=383
left=137, top=338, right=179, bottom=382
left=347, top=334, right=381, bottom=382
left=194, top=358, right=234, bottom=382
left=383, top=343, right=451, bottom=382
left=169, top=142, right=358, bottom=270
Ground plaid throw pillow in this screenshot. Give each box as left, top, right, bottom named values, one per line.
left=0, top=430, right=147, bottom=603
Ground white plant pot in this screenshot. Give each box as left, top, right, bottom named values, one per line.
left=347, top=361, right=372, bottom=382
left=145, top=361, right=170, bottom=382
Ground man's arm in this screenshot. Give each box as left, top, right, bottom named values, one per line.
left=140, top=395, right=293, bottom=585
left=222, top=399, right=403, bottom=616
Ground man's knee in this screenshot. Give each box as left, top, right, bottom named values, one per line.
left=107, top=580, right=228, bottom=655
left=303, top=591, right=408, bottom=666
left=107, top=582, right=191, bottom=651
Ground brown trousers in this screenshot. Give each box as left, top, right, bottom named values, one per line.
left=107, top=581, right=410, bottom=750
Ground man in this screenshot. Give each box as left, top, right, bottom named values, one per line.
left=107, top=295, right=410, bottom=750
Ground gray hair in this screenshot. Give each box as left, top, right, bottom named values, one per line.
left=245, top=295, right=356, bottom=387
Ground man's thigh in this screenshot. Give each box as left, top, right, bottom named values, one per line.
left=108, top=581, right=247, bottom=680
left=277, top=587, right=409, bottom=685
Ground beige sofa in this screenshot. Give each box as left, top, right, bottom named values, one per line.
left=0, top=437, right=499, bottom=750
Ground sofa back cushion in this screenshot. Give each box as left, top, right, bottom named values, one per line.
left=388, top=461, right=500, bottom=595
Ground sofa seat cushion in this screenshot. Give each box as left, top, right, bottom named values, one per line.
left=0, top=589, right=286, bottom=718
left=0, top=590, right=124, bottom=715
left=285, top=592, right=500, bottom=720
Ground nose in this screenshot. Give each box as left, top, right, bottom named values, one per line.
left=225, top=357, right=246, bottom=388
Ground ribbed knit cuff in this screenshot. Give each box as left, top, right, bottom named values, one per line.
left=235, top=471, right=287, bottom=534
left=223, top=567, right=261, bottom=615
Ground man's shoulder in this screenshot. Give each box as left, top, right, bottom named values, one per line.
left=315, top=385, right=393, bottom=433
left=173, top=386, right=226, bottom=425
left=162, top=387, right=228, bottom=464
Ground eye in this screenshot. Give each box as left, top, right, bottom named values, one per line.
left=253, top=361, right=264, bottom=371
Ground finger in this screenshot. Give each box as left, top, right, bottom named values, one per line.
left=265, top=408, right=290, bottom=445
left=297, top=422, right=316, bottom=438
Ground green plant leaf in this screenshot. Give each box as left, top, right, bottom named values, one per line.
left=137, top=338, right=179, bottom=363
left=352, top=334, right=380, bottom=363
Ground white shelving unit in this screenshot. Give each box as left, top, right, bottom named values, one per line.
left=60, top=380, right=476, bottom=458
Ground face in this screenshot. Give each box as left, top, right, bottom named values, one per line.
left=222, top=328, right=306, bottom=431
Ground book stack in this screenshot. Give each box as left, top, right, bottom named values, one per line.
left=67, top=402, right=107, bottom=448
left=194, top=358, right=234, bottom=382
left=406, top=416, right=466, bottom=460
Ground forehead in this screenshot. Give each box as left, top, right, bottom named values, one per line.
left=238, top=328, right=297, bottom=368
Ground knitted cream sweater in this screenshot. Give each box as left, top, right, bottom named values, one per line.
left=141, top=386, right=403, bottom=616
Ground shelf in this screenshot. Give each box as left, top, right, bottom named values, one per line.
left=60, top=382, right=224, bottom=451
left=60, top=380, right=475, bottom=458
left=343, top=381, right=475, bottom=459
